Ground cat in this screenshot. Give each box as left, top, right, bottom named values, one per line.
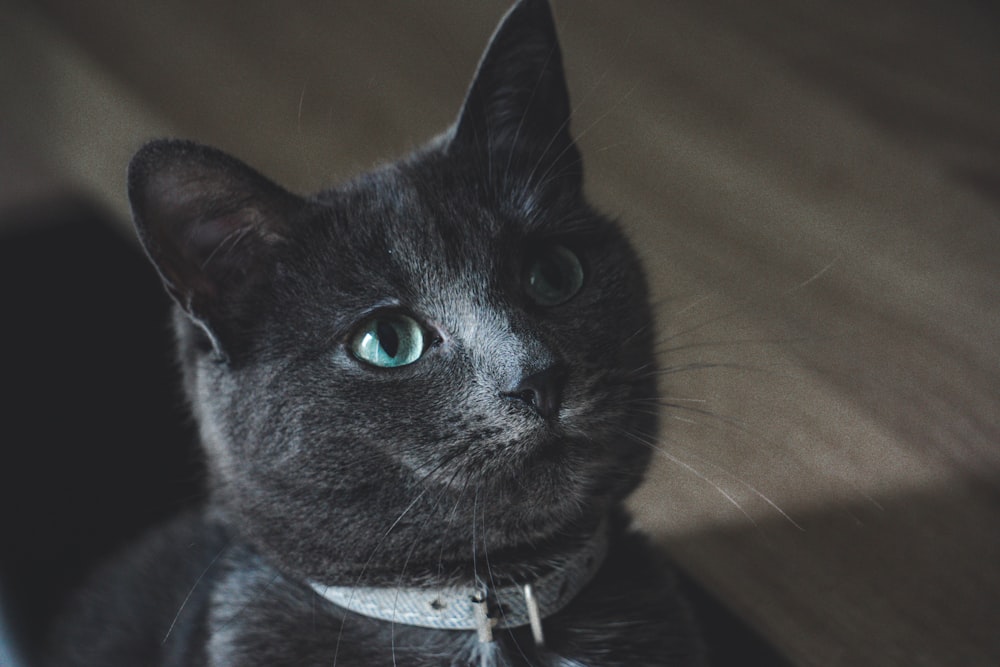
left=46, top=1, right=705, bottom=665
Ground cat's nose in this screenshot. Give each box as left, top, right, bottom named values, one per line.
left=503, top=364, right=567, bottom=421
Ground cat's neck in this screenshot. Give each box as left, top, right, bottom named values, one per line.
left=308, top=518, right=610, bottom=644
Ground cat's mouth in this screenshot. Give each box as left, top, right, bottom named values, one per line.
left=411, top=428, right=610, bottom=527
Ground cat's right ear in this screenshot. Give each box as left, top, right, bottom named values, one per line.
left=128, top=139, right=302, bottom=361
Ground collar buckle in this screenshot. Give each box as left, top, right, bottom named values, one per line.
left=471, top=591, right=496, bottom=643
left=471, top=585, right=546, bottom=647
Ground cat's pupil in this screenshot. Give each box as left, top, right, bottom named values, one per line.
left=349, top=313, right=425, bottom=368
left=376, top=320, right=400, bottom=358
left=538, top=258, right=563, bottom=289
left=525, top=245, right=584, bottom=306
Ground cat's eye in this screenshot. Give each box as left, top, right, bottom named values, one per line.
left=350, top=314, right=426, bottom=368
left=524, top=244, right=584, bottom=306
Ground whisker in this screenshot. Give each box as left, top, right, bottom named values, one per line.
left=666, top=413, right=699, bottom=425
left=656, top=304, right=752, bottom=347
left=656, top=335, right=816, bottom=356
left=617, top=427, right=758, bottom=527
left=658, top=400, right=749, bottom=432
left=670, top=294, right=714, bottom=319
left=659, top=396, right=708, bottom=403
left=622, top=388, right=754, bottom=436
left=619, top=404, right=806, bottom=532
left=654, top=361, right=755, bottom=376
left=533, top=82, right=639, bottom=189
left=661, top=441, right=805, bottom=532
left=738, top=480, right=805, bottom=532
left=620, top=321, right=654, bottom=348
left=296, top=82, right=307, bottom=134
left=785, top=254, right=841, bottom=295
left=161, top=542, right=230, bottom=644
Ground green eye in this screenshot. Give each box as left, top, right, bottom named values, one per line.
left=350, top=314, right=425, bottom=368
left=525, top=244, right=584, bottom=306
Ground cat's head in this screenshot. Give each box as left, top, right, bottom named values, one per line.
left=129, top=0, right=656, bottom=583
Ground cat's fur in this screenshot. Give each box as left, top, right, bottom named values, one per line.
left=47, top=1, right=704, bottom=665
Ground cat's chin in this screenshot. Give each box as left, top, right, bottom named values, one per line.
left=466, top=439, right=615, bottom=530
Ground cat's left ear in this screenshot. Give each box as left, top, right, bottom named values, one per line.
left=451, top=0, right=582, bottom=191
left=128, top=139, right=303, bottom=361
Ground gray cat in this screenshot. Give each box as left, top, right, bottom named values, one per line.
left=46, top=1, right=704, bottom=665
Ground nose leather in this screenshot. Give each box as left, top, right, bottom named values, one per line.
left=503, top=364, right=567, bottom=420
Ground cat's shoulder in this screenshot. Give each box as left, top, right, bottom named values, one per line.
left=44, top=509, right=229, bottom=667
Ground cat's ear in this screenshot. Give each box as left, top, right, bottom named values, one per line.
left=451, top=0, right=582, bottom=190
left=128, top=139, right=302, bottom=361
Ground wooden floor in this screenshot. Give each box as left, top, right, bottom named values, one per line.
left=2, top=0, right=998, bottom=664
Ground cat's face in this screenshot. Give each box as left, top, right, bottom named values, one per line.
left=129, top=0, right=656, bottom=582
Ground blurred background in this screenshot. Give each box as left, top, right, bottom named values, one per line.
left=2, top=1, right=998, bottom=665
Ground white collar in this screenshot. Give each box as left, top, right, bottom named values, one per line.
left=309, top=523, right=609, bottom=645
